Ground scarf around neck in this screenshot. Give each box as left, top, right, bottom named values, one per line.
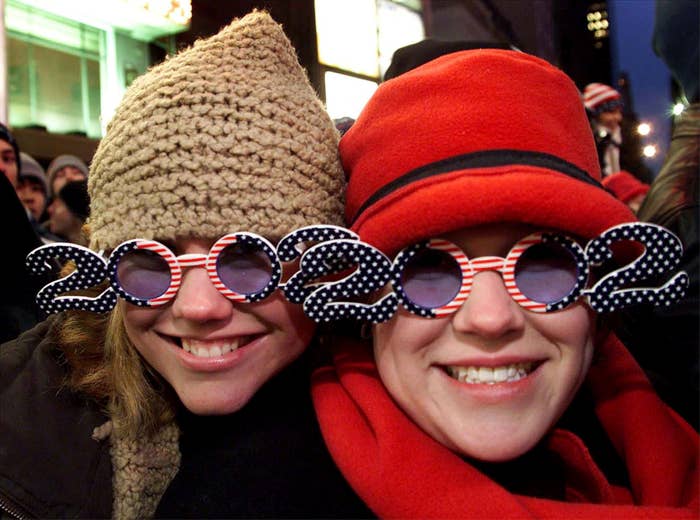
left=311, top=330, right=699, bottom=518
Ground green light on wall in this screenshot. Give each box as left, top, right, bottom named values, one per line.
left=10, top=0, right=190, bottom=41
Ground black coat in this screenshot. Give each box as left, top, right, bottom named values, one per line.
left=0, top=318, right=113, bottom=518
left=0, top=318, right=372, bottom=519
left=154, top=346, right=374, bottom=519
left=0, top=174, right=49, bottom=344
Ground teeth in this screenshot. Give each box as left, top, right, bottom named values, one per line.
left=181, top=338, right=244, bottom=358
left=494, top=366, right=508, bottom=382
left=446, top=362, right=535, bottom=384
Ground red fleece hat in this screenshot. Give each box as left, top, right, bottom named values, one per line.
left=602, top=170, right=650, bottom=204
left=341, top=50, right=635, bottom=254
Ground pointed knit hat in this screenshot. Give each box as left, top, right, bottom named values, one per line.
left=88, top=10, right=344, bottom=251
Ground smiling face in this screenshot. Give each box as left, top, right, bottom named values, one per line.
left=122, top=237, right=316, bottom=415
left=373, top=223, right=595, bottom=462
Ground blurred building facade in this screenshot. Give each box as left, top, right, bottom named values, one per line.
left=1, top=0, right=190, bottom=165
left=2, top=0, right=629, bottom=166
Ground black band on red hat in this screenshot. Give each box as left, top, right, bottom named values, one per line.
left=350, top=149, right=604, bottom=225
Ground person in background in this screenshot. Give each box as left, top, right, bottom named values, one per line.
left=47, top=179, right=90, bottom=245
left=46, top=153, right=89, bottom=198
left=312, top=49, right=698, bottom=518
left=17, top=152, right=61, bottom=244
left=0, top=11, right=369, bottom=519
left=601, top=169, right=650, bottom=213
left=615, top=0, right=699, bottom=429
left=583, top=82, right=624, bottom=178
left=0, top=124, right=49, bottom=342
left=17, top=152, right=49, bottom=222
left=0, top=122, right=20, bottom=188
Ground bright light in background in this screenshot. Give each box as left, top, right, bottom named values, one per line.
left=642, top=144, right=657, bottom=158
left=315, top=0, right=379, bottom=77
left=672, top=103, right=685, bottom=116
left=637, top=122, right=651, bottom=136
left=14, top=0, right=191, bottom=31
left=377, top=0, right=424, bottom=77
left=324, top=71, right=378, bottom=120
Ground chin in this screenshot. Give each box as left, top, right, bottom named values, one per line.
left=176, top=385, right=256, bottom=416
left=449, top=430, right=543, bottom=463
left=466, top=443, right=534, bottom=463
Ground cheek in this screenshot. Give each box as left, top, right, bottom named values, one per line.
left=373, top=312, right=445, bottom=371
left=262, top=294, right=317, bottom=347
left=533, top=305, right=595, bottom=382
left=534, top=304, right=593, bottom=347
left=122, top=305, right=163, bottom=344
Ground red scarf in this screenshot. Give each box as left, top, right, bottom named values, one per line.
left=312, top=331, right=699, bottom=518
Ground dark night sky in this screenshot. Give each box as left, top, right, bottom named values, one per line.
left=610, top=0, right=671, bottom=176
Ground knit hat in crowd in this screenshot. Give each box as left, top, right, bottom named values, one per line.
left=342, top=50, right=635, bottom=255
left=0, top=123, right=21, bottom=176
left=58, top=179, right=91, bottom=221
left=583, top=82, right=623, bottom=116
left=46, top=154, right=89, bottom=195
left=602, top=170, right=650, bottom=204
left=19, top=152, right=48, bottom=195
left=88, top=10, right=344, bottom=251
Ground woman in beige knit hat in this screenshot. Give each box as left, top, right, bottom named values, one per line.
left=0, top=11, right=369, bottom=519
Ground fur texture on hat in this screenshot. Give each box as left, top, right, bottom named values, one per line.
left=583, top=82, right=623, bottom=116
left=46, top=154, right=89, bottom=196
left=342, top=50, right=635, bottom=255
left=602, top=170, right=650, bottom=204
left=88, top=10, right=344, bottom=251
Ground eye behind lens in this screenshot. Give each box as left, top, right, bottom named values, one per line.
left=116, top=249, right=172, bottom=300
left=217, top=242, right=274, bottom=295
left=514, top=242, right=579, bottom=304
left=401, top=247, right=463, bottom=309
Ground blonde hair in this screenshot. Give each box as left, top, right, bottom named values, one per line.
left=58, top=298, right=175, bottom=438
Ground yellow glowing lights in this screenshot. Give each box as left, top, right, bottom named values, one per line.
left=642, top=145, right=657, bottom=158
left=637, top=122, right=651, bottom=136
left=588, top=20, right=609, bottom=30
left=672, top=103, right=686, bottom=116
left=587, top=9, right=609, bottom=39
left=121, top=0, right=192, bottom=25
left=587, top=11, right=607, bottom=21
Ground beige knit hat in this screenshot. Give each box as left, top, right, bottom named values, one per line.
left=88, top=10, right=344, bottom=251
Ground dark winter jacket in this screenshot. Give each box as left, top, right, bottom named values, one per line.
left=0, top=318, right=114, bottom=518
left=1, top=318, right=370, bottom=519
left=618, top=102, right=699, bottom=428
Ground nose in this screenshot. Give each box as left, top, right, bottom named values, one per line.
left=451, top=271, right=525, bottom=339
left=170, top=267, right=234, bottom=323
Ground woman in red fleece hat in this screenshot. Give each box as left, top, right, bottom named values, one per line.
left=310, top=49, right=698, bottom=518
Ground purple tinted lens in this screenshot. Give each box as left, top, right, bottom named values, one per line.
left=514, top=242, right=578, bottom=303
left=401, top=248, right=462, bottom=308
left=116, top=249, right=171, bottom=300
left=217, top=243, right=273, bottom=295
